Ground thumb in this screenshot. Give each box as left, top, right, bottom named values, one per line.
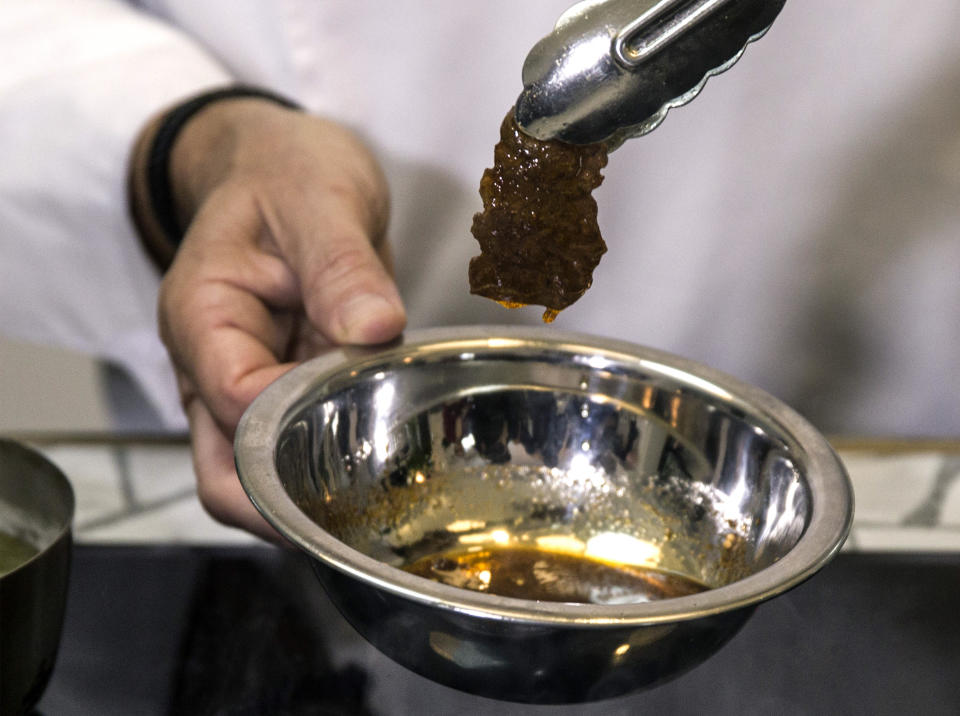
left=297, top=219, right=407, bottom=345
left=253, top=115, right=405, bottom=345
left=266, top=166, right=406, bottom=344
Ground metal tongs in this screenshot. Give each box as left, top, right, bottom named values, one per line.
left=515, top=0, right=787, bottom=148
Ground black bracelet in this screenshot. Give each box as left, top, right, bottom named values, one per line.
left=145, top=85, right=301, bottom=246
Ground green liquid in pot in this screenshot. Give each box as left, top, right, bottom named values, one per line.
left=0, top=531, right=39, bottom=576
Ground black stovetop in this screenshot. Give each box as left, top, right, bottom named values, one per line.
left=37, top=546, right=960, bottom=715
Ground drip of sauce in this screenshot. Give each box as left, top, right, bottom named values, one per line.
left=404, top=545, right=707, bottom=604
left=469, top=110, right=609, bottom=322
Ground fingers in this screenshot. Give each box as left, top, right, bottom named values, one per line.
left=163, top=275, right=295, bottom=431
left=160, top=190, right=302, bottom=431
left=157, top=110, right=408, bottom=542
left=185, top=396, right=288, bottom=544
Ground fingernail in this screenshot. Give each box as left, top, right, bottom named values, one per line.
left=337, top=293, right=405, bottom=344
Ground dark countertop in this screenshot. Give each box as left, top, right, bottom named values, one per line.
left=37, top=545, right=960, bottom=716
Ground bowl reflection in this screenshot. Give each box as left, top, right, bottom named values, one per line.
left=235, top=327, right=852, bottom=703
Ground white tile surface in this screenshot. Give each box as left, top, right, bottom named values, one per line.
left=123, top=444, right=195, bottom=503
left=840, top=452, right=944, bottom=524
left=853, top=526, right=960, bottom=552
left=78, top=492, right=257, bottom=545
left=939, top=461, right=960, bottom=527
left=40, top=445, right=126, bottom=527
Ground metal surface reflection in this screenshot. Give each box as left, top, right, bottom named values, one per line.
left=514, top=0, right=787, bottom=147
left=237, top=327, right=852, bottom=703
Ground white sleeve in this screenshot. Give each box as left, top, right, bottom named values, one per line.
left=0, top=0, right=233, bottom=428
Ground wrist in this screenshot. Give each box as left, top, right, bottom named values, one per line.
left=169, top=98, right=298, bottom=224
left=127, top=86, right=301, bottom=271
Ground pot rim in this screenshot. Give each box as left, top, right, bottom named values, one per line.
left=0, top=438, right=75, bottom=579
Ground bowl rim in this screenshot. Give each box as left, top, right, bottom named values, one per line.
left=235, top=326, right=854, bottom=626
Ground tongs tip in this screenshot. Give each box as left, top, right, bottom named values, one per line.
left=514, top=0, right=787, bottom=148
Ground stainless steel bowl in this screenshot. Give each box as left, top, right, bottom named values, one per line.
left=235, top=327, right=853, bottom=703
left=1, top=439, right=74, bottom=715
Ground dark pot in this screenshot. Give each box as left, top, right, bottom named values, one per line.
left=0, top=439, right=74, bottom=715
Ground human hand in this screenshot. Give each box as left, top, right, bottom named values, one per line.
left=131, top=98, right=406, bottom=540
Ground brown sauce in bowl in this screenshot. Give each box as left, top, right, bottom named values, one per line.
left=469, top=110, right=609, bottom=322
left=404, top=544, right=706, bottom=604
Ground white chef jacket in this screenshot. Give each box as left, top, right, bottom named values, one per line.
left=1, top=0, right=959, bottom=435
